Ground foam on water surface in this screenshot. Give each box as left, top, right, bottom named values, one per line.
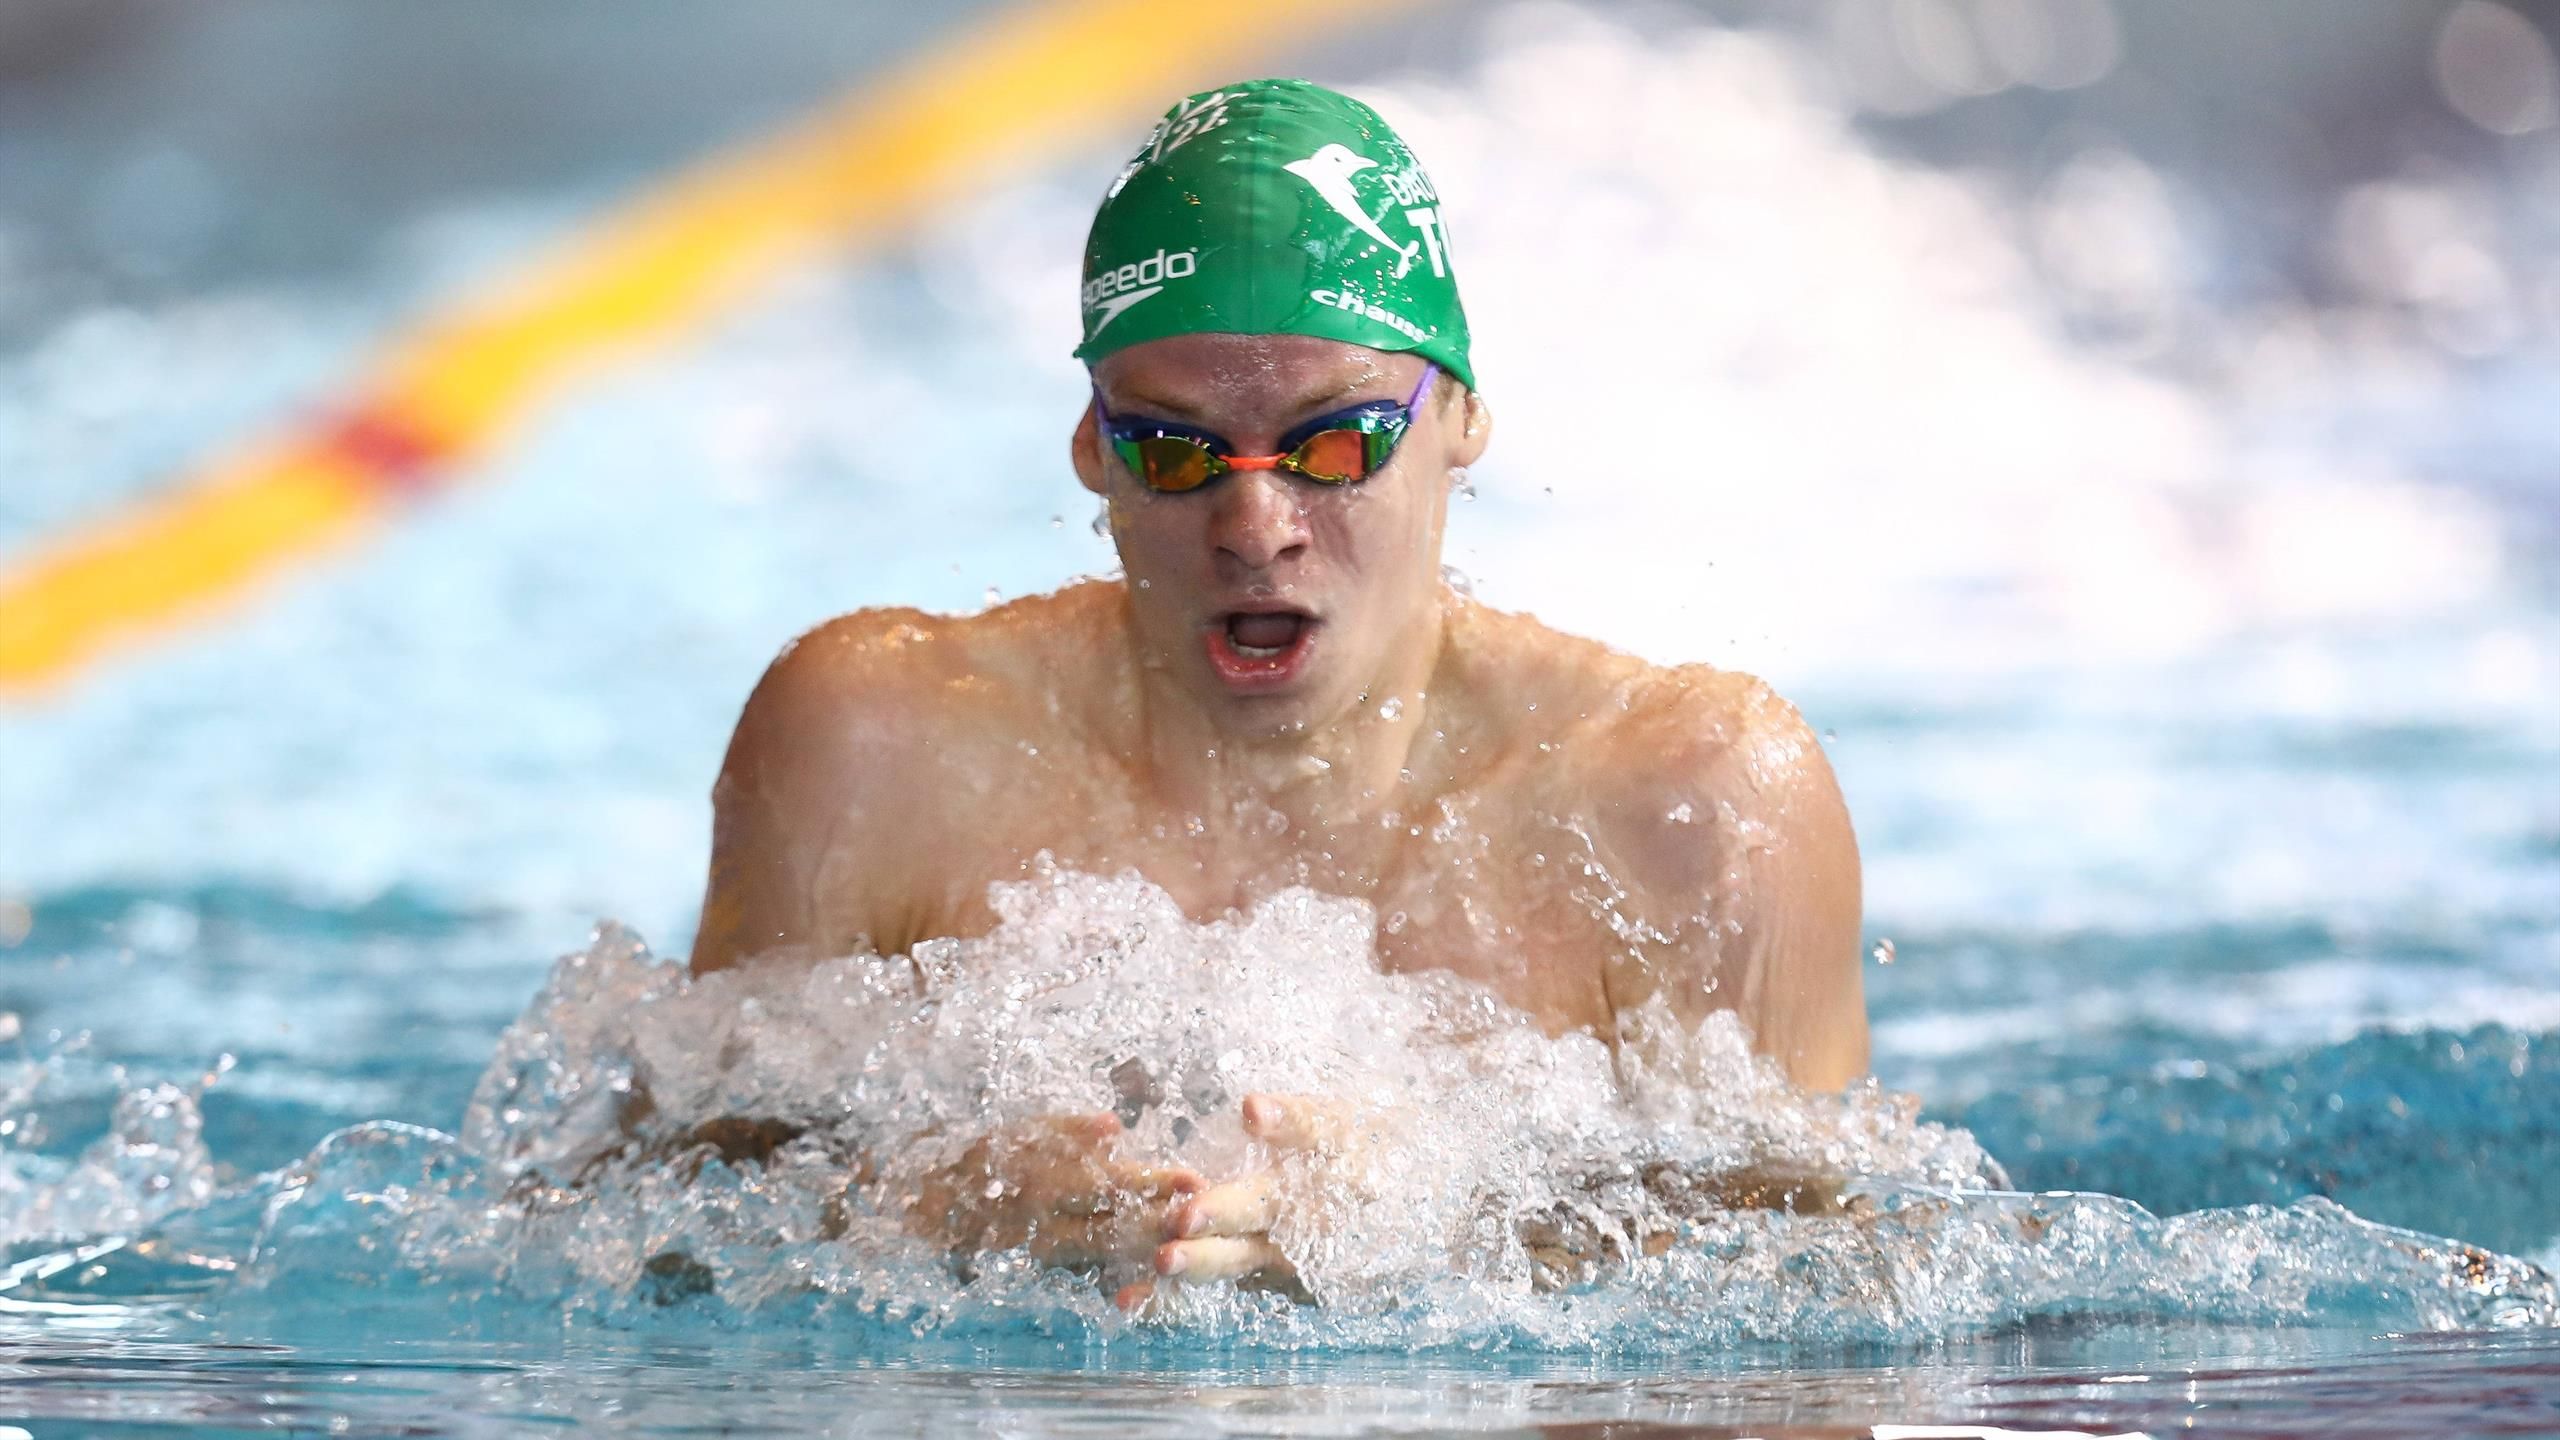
left=4, top=871, right=2550, bottom=1353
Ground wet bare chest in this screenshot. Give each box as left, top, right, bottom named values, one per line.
left=903, top=755, right=1630, bottom=1037
left=1361, top=799, right=1622, bottom=1038
left=1031, top=791, right=1623, bottom=1038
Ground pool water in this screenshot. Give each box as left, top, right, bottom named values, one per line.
left=6, top=3, right=2560, bottom=1434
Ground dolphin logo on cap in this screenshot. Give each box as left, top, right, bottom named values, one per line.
left=1284, top=144, right=1423, bottom=279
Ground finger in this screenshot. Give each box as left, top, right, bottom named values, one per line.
left=1114, top=1279, right=1157, bottom=1314
left=1166, top=1171, right=1279, bottom=1239
left=1240, top=1092, right=1346, bottom=1150
left=1109, top=1161, right=1206, bottom=1200
left=1038, top=1111, right=1122, bottom=1144
left=1023, top=1210, right=1165, bottom=1269
left=1021, top=1115, right=1142, bottom=1216
left=1022, top=1212, right=1117, bottom=1267
left=1058, top=1156, right=1199, bottom=1208
left=1157, top=1235, right=1290, bottom=1283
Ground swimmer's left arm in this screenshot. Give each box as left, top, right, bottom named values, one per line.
left=1597, top=674, right=1869, bottom=1091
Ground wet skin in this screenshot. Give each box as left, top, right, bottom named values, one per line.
left=688, top=333, right=1867, bottom=1306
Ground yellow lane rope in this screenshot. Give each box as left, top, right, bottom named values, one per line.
left=0, top=0, right=1411, bottom=696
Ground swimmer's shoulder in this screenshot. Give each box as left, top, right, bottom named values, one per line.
left=1441, top=597, right=1832, bottom=821
left=733, top=606, right=971, bottom=749
left=725, top=583, right=1127, bottom=782
left=1609, top=662, right=1818, bottom=781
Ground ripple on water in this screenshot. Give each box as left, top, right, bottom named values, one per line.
left=1, top=870, right=2551, bottom=1353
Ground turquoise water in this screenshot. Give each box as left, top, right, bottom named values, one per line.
left=7, top=3, right=2560, bottom=1433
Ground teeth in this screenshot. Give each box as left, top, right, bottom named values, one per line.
left=1234, top=642, right=1285, bottom=658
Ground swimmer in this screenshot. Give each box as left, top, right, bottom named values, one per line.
left=686, top=78, right=1865, bottom=1308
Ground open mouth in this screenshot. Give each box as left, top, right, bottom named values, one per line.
left=1205, top=609, right=1318, bottom=690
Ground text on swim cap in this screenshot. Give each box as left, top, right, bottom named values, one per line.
left=1083, top=248, right=1200, bottom=310
left=1146, top=91, right=1233, bottom=165
left=1309, top=288, right=1430, bottom=344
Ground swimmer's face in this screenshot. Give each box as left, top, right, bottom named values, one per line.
left=1073, top=333, right=1490, bottom=737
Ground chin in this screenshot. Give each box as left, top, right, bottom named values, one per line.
left=1204, top=686, right=1328, bottom=739
left=1198, top=671, right=1363, bottom=741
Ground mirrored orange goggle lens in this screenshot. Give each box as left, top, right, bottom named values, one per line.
left=1135, top=436, right=1215, bottom=492
left=1288, top=427, right=1373, bottom=482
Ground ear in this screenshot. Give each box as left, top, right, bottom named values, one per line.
left=1071, top=401, right=1107, bottom=496
left=1449, top=389, right=1491, bottom=469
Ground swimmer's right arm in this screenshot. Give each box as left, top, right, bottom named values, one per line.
left=687, top=621, right=1200, bottom=1274
left=690, top=614, right=946, bottom=975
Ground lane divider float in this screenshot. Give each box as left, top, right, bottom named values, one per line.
left=0, top=0, right=1408, bottom=696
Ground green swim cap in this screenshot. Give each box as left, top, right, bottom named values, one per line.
left=1074, top=77, right=1473, bottom=390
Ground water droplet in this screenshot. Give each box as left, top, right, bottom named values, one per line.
left=982, top=1178, right=1006, bottom=1200
left=1049, top=514, right=1065, bottom=529
left=1822, top=728, right=1838, bottom=743
left=1384, top=910, right=1409, bottom=934
left=1871, top=938, right=1897, bottom=966
left=1667, top=802, right=1695, bottom=824
left=1378, top=697, right=1404, bottom=721
left=983, top=586, right=1003, bottom=607
left=1135, top=578, right=1152, bottom=590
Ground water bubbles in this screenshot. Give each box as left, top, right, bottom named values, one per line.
left=1, top=881, right=2551, bottom=1346
left=1666, top=802, right=1696, bottom=824
left=1377, top=697, right=1404, bottom=722
left=1049, top=514, right=1065, bottom=530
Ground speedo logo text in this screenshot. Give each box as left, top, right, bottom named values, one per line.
left=1083, top=246, right=1199, bottom=333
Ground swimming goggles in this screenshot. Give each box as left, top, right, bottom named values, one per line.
left=1094, top=363, right=1439, bottom=493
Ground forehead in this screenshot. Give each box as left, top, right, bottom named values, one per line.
left=1093, top=333, right=1416, bottom=420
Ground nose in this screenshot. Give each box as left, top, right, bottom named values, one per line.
left=1210, top=471, right=1310, bottom=571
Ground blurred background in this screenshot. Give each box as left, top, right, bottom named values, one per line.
left=2, top=0, right=2555, bottom=1254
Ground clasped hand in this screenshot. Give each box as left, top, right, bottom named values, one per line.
left=911, top=1092, right=1359, bottom=1312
